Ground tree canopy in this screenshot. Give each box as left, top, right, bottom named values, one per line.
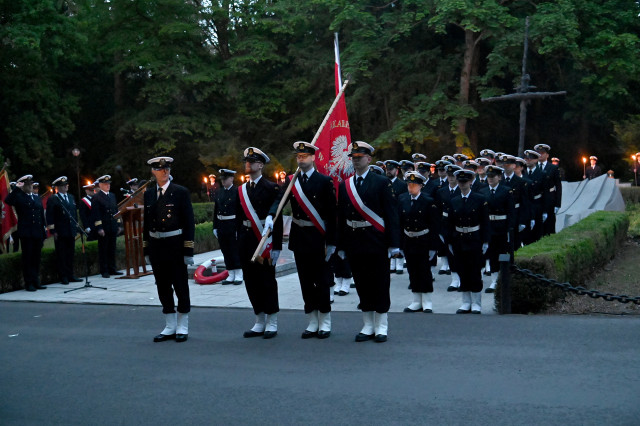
left=1, top=0, right=639, bottom=192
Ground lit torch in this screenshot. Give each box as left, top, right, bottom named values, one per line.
left=582, top=157, right=587, bottom=180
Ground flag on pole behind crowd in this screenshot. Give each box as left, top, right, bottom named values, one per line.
left=0, top=169, right=18, bottom=253
left=314, top=33, right=353, bottom=188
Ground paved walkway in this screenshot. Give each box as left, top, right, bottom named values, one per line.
left=0, top=248, right=495, bottom=314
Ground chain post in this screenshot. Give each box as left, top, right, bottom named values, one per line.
left=498, top=253, right=511, bottom=314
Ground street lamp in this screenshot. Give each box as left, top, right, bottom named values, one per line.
left=582, top=157, right=587, bottom=180
left=633, top=155, right=638, bottom=186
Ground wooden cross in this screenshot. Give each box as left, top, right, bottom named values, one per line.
left=481, top=16, right=566, bottom=156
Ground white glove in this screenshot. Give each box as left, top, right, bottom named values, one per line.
left=507, top=233, right=510, bottom=243
left=388, top=247, right=400, bottom=258
left=482, top=243, right=489, bottom=255
left=554, top=207, right=559, bottom=214
left=518, top=224, right=526, bottom=232
left=213, top=229, right=218, bottom=238
left=439, top=234, right=445, bottom=243
left=85, top=227, right=91, bottom=233
left=262, top=215, right=274, bottom=236
left=448, top=244, right=454, bottom=254
left=429, top=250, right=436, bottom=260
left=325, top=245, right=336, bottom=262
left=542, top=213, right=548, bottom=222
left=270, top=250, right=281, bottom=264
left=337, top=250, right=346, bottom=260
left=145, top=255, right=150, bottom=265
left=530, top=220, right=535, bottom=229
left=183, top=256, right=194, bottom=265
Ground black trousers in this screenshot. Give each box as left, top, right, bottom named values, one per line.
left=20, top=237, right=43, bottom=287
left=347, top=249, right=390, bottom=313
left=54, top=235, right=76, bottom=280
left=294, top=249, right=331, bottom=313
left=405, top=250, right=433, bottom=293
left=97, top=231, right=117, bottom=274
left=543, top=212, right=556, bottom=236
left=218, top=231, right=241, bottom=270
left=150, top=237, right=190, bottom=314
left=330, top=253, right=352, bottom=279
left=454, top=246, right=483, bottom=292
left=487, top=233, right=510, bottom=273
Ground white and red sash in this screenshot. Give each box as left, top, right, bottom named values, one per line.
left=82, top=197, right=92, bottom=209
left=345, top=176, right=385, bottom=233
left=289, top=174, right=326, bottom=235
left=238, top=182, right=272, bottom=258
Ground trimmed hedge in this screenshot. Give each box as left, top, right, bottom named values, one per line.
left=498, top=211, right=629, bottom=314
left=628, top=204, right=640, bottom=239
left=0, top=221, right=219, bottom=294
left=619, top=186, right=640, bottom=204
left=192, top=202, right=215, bottom=224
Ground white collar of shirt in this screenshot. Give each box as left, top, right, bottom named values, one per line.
left=302, top=168, right=315, bottom=180
left=541, top=161, right=547, bottom=168
left=411, top=193, right=421, bottom=201
left=504, top=171, right=514, bottom=178
left=390, top=176, right=397, bottom=183
left=157, top=181, right=170, bottom=193
left=101, top=190, right=109, bottom=195
left=449, top=184, right=458, bottom=191
left=250, top=175, right=262, bottom=185
left=356, top=169, right=369, bottom=180
left=461, top=191, right=471, bottom=199
left=489, top=184, right=499, bottom=191
left=224, top=184, right=234, bottom=190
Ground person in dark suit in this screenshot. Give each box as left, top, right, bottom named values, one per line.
left=535, top=144, right=562, bottom=236
left=399, top=172, right=440, bottom=313
left=479, top=149, right=496, bottom=165
left=90, top=175, right=123, bottom=278
left=266, top=141, right=337, bottom=339
left=480, top=166, right=516, bottom=293
left=585, top=156, right=602, bottom=180
left=337, top=141, right=400, bottom=343
left=384, top=160, right=407, bottom=274
left=444, top=169, right=490, bottom=314
left=523, top=150, right=549, bottom=244
left=502, top=156, right=531, bottom=249
left=46, top=176, right=81, bottom=284
left=143, top=157, right=195, bottom=343
left=476, top=158, right=491, bottom=186
left=237, top=147, right=283, bottom=339
left=79, top=182, right=97, bottom=241
left=213, top=169, right=242, bottom=285
left=551, top=157, right=566, bottom=180
left=4, top=175, right=47, bottom=291
left=417, top=162, right=438, bottom=198
left=453, top=153, right=469, bottom=167
left=435, top=164, right=462, bottom=289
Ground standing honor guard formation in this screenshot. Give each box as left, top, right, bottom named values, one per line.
left=4, top=175, right=48, bottom=292
left=237, top=147, right=283, bottom=339
left=143, top=157, right=195, bottom=343
left=91, top=175, right=123, bottom=278
left=213, top=168, right=242, bottom=285
left=337, top=141, right=400, bottom=343
left=46, top=176, right=82, bottom=284
left=265, top=141, right=336, bottom=339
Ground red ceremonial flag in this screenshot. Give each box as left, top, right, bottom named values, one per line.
left=314, top=33, right=353, bottom=190
left=1, top=170, right=18, bottom=253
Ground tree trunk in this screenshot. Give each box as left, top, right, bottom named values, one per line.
left=456, top=29, right=478, bottom=152
left=114, top=53, right=125, bottom=152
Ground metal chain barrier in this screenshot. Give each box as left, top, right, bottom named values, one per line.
left=512, top=266, right=640, bottom=305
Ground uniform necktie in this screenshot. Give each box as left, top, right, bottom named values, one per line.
left=463, top=196, right=468, bottom=203
left=505, top=177, right=511, bottom=183
left=491, top=188, right=496, bottom=195
left=356, top=176, right=363, bottom=188
left=301, top=174, right=308, bottom=184
left=64, top=194, right=69, bottom=203
left=158, top=188, right=163, bottom=200
left=450, top=189, right=454, bottom=196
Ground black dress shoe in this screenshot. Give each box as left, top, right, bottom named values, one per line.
left=456, top=308, right=471, bottom=314
left=423, top=308, right=433, bottom=313
left=301, top=330, right=317, bottom=339
left=483, top=270, right=492, bottom=276
left=389, top=269, right=396, bottom=274
left=34, top=284, right=47, bottom=290
left=446, top=285, right=458, bottom=292
left=374, top=334, right=387, bottom=343
left=485, top=287, right=495, bottom=293
left=333, top=290, right=340, bottom=295
left=438, top=269, right=448, bottom=275
left=176, top=334, right=188, bottom=342
left=317, top=330, right=331, bottom=339
left=101, top=273, right=110, bottom=278
left=407, top=284, right=412, bottom=289
left=403, top=307, right=422, bottom=313
left=60, top=279, right=69, bottom=285
left=69, top=277, right=83, bottom=283
left=154, top=333, right=176, bottom=342
left=263, top=331, right=277, bottom=339
left=25, top=285, right=36, bottom=292
left=110, top=271, right=124, bottom=275
left=395, top=270, right=404, bottom=275
left=350, top=283, right=355, bottom=288
left=471, top=309, right=481, bottom=315
left=233, top=280, right=243, bottom=285
left=355, top=333, right=374, bottom=342
left=243, top=330, right=265, bottom=338
left=338, top=290, right=348, bottom=296
left=221, top=280, right=233, bottom=285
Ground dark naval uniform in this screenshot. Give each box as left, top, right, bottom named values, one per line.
left=444, top=192, right=490, bottom=293
left=435, top=184, right=460, bottom=274
left=90, top=190, right=121, bottom=275
left=585, top=165, right=602, bottom=180
left=390, top=176, right=408, bottom=198
left=398, top=191, right=440, bottom=293
left=236, top=176, right=283, bottom=316
left=480, top=184, right=516, bottom=275
left=213, top=184, right=241, bottom=276
left=523, top=166, right=549, bottom=244
left=46, top=193, right=78, bottom=283
left=502, top=173, right=531, bottom=249
left=541, top=161, right=562, bottom=236
left=5, top=187, right=47, bottom=290
left=79, top=194, right=96, bottom=241
left=270, top=170, right=336, bottom=315
left=143, top=182, right=195, bottom=314
left=337, top=171, right=400, bottom=314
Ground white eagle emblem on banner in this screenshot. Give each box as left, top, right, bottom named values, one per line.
left=326, top=135, right=353, bottom=181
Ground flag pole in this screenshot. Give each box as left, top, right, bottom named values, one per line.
left=251, top=77, right=351, bottom=263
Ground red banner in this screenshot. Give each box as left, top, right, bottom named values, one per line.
left=314, top=34, right=353, bottom=192
left=0, top=170, right=18, bottom=253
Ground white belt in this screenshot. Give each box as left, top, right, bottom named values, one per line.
left=346, top=219, right=372, bottom=229
left=217, top=214, right=236, bottom=220
left=455, top=225, right=480, bottom=234
left=533, top=194, right=542, bottom=200
left=292, top=218, right=314, bottom=227
left=150, top=229, right=182, bottom=239
left=549, top=187, right=556, bottom=192
left=404, top=229, right=429, bottom=238
left=442, top=212, right=449, bottom=217
left=489, top=215, right=507, bottom=221
left=514, top=203, right=520, bottom=208
left=243, top=219, right=265, bottom=227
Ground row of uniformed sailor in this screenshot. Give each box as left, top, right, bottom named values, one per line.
left=212, top=168, right=243, bottom=285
